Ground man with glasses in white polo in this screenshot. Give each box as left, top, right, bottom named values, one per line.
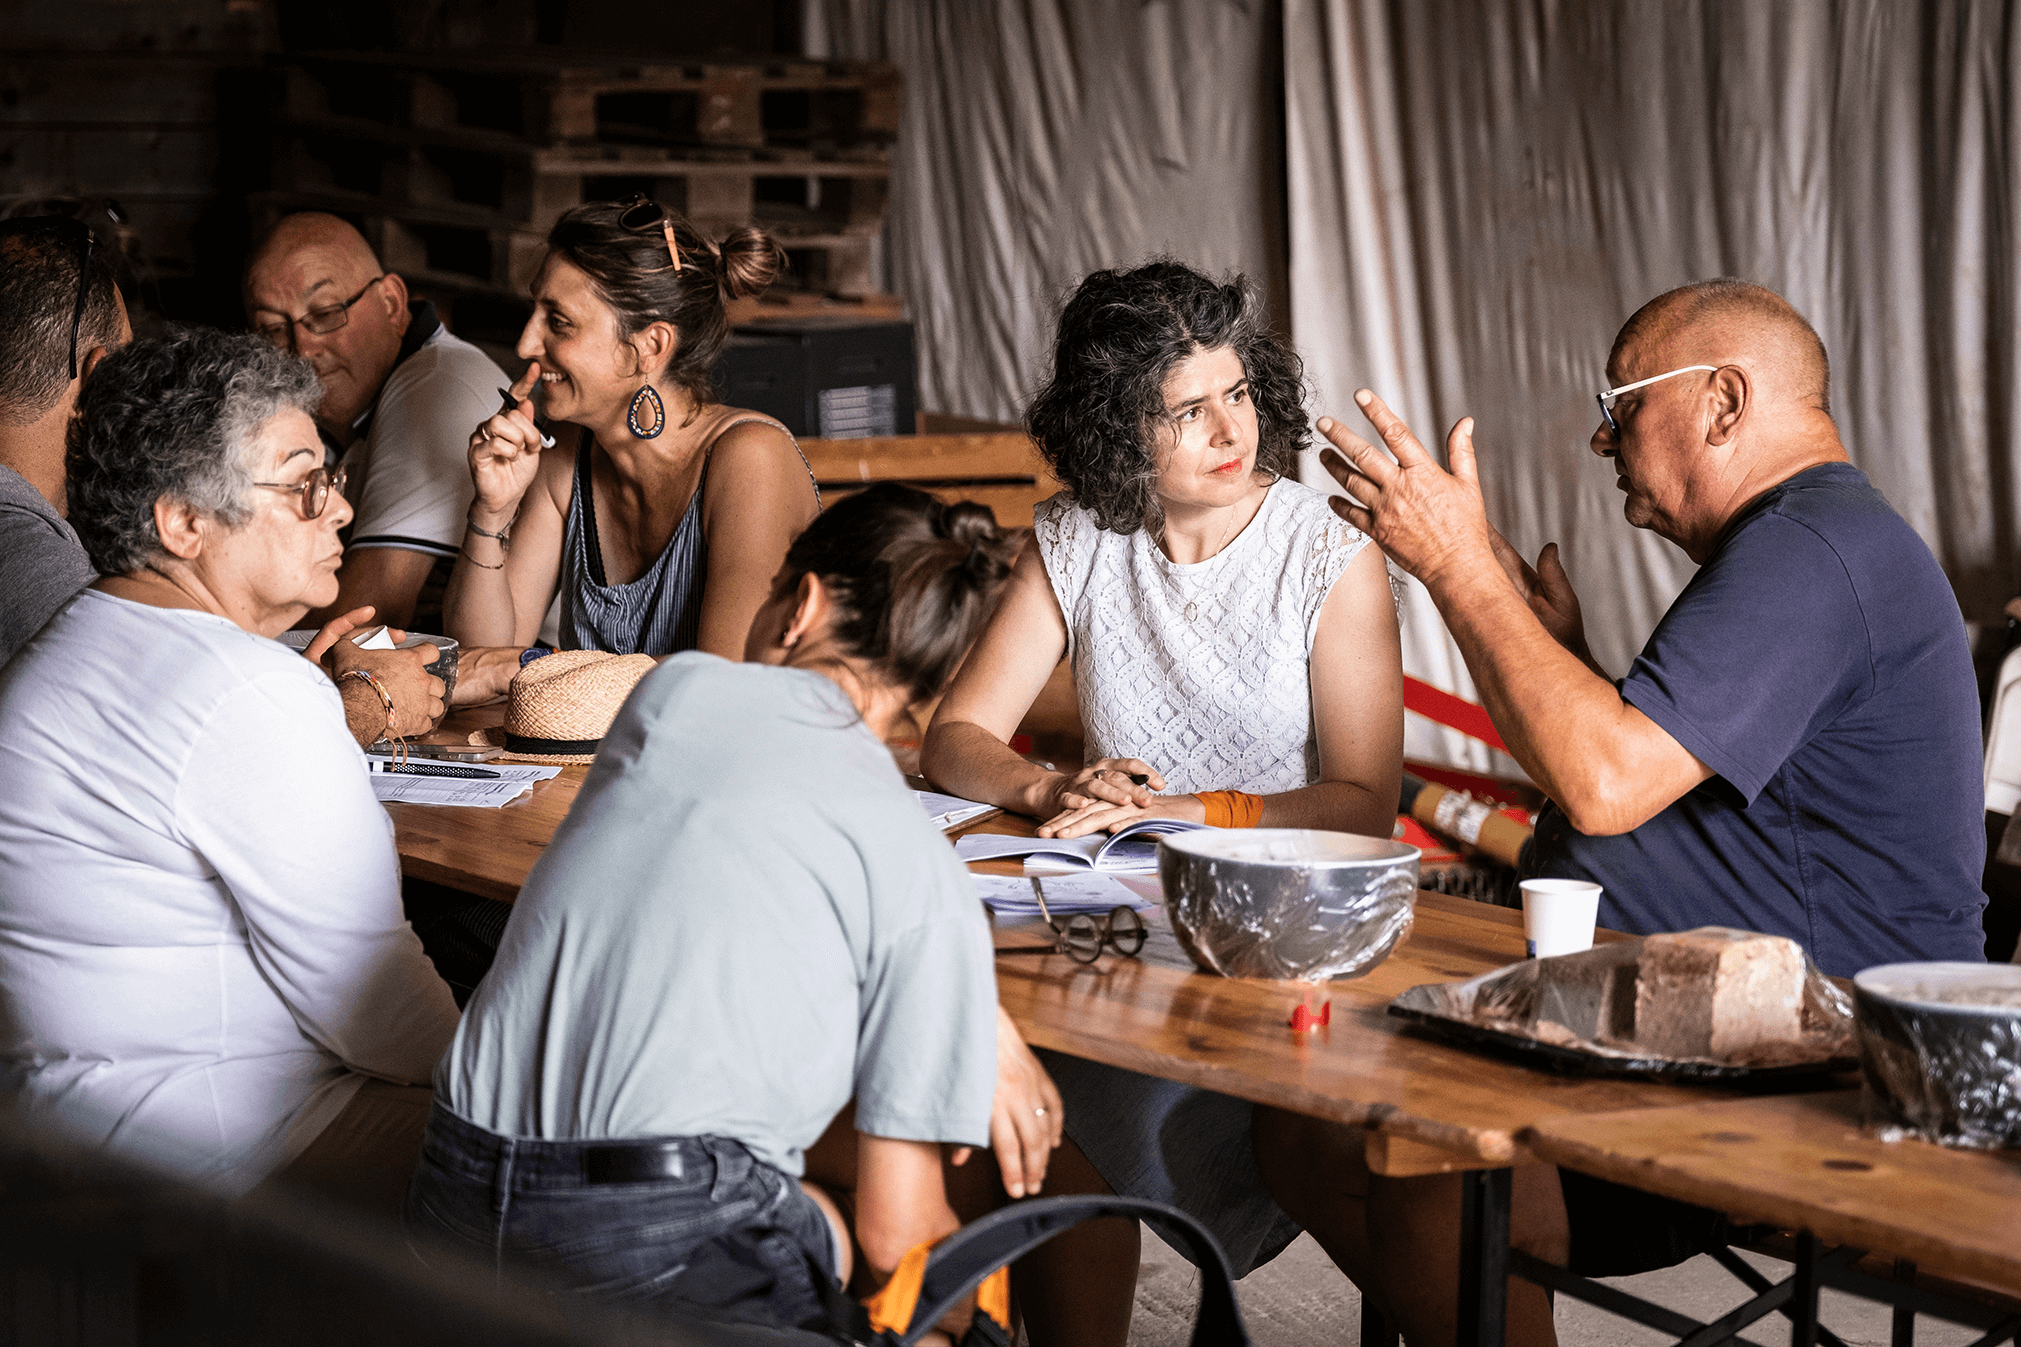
left=244, top=212, right=508, bottom=633
left=1318, top=278, right=1987, bottom=980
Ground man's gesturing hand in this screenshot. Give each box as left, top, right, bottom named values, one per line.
left=1315, top=390, right=1497, bottom=593
left=1488, top=533, right=1593, bottom=665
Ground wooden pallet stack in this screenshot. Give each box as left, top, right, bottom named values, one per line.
left=252, top=52, right=902, bottom=336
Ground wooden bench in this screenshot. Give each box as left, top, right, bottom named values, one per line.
left=797, top=423, right=1062, bottom=530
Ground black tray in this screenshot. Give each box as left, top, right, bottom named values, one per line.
left=1386, top=987, right=1857, bottom=1082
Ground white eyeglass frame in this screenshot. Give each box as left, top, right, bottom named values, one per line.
left=1595, top=364, right=1718, bottom=436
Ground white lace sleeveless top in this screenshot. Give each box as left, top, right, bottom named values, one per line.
left=1034, top=478, right=1371, bottom=795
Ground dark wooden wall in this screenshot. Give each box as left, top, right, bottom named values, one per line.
left=0, top=0, right=798, bottom=331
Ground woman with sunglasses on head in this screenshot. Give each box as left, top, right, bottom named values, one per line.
left=444, top=197, right=819, bottom=658
left=0, top=328, right=458, bottom=1209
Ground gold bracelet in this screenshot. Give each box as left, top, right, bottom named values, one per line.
left=459, top=548, right=505, bottom=570
left=338, top=667, right=403, bottom=761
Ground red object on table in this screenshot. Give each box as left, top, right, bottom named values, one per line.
left=1288, top=1001, right=1331, bottom=1032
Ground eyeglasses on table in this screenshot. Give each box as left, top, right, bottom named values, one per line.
left=996, top=877, right=1148, bottom=964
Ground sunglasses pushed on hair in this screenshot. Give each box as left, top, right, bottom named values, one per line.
left=618, top=194, right=682, bottom=273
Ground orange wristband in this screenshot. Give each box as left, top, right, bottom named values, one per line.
left=1196, top=790, right=1265, bottom=828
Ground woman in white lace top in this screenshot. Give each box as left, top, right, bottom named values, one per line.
left=924, top=265, right=1400, bottom=841
left=922, top=261, right=1403, bottom=1345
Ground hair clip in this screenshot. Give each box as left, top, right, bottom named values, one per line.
left=662, top=220, right=680, bottom=273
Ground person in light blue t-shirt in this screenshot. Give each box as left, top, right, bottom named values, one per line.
left=406, top=485, right=1058, bottom=1333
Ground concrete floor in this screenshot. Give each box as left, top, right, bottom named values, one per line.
left=1128, top=1230, right=1989, bottom=1346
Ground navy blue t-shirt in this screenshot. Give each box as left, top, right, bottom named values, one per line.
left=1531, top=463, right=1986, bottom=978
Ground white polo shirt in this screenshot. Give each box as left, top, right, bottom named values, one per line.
left=343, top=312, right=508, bottom=564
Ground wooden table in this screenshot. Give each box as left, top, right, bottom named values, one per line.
left=384, top=737, right=1850, bottom=1343
left=387, top=748, right=1774, bottom=1171
left=382, top=708, right=586, bottom=903
left=960, top=816, right=1794, bottom=1178
left=1519, top=1091, right=2021, bottom=1341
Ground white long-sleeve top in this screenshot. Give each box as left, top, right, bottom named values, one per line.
left=0, top=589, right=459, bottom=1192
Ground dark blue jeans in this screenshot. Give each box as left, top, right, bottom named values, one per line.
left=403, top=1103, right=838, bottom=1328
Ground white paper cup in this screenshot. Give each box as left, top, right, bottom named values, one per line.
left=1520, top=879, right=1601, bottom=958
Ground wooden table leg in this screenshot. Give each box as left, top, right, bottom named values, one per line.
left=1458, top=1167, right=1512, bottom=1347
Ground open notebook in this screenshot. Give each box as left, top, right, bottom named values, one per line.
left=953, top=818, right=1214, bottom=874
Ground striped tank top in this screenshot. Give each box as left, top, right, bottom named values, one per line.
left=558, top=417, right=815, bottom=656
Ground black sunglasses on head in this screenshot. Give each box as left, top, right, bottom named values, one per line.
left=0, top=210, right=115, bottom=382
left=618, top=193, right=683, bottom=272
left=66, top=222, right=96, bottom=381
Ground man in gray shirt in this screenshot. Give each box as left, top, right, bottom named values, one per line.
left=0, top=215, right=129, bottom=664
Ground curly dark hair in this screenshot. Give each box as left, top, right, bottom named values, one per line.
left=544, top=197, right=785, bottom=410
left=67, top=326, right=321, bottom=575
left=1025, top=259, right=1309, bottom=535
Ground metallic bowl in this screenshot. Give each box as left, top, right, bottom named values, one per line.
left=1853, top=962, right=2021, bottom=1150
left=1158, top=829, right=1421, bottom=982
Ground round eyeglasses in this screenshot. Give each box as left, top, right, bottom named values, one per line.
left=251, top=465, right=347, bottom=520
left=996, top=878, right=1150, bottom=964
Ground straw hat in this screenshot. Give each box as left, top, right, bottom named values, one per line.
left=474, top=650, right=658, bottom=764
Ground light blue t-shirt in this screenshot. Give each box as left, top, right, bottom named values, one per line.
left=439, top=653, right=998, bottom=1175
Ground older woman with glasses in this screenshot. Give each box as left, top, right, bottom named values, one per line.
left=443, top=196, right=820, bottom=659
left=0, top=327, right=459, bottom=1212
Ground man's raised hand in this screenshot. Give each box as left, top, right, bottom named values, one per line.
left=1316, top=389, right=1496, bottom=593
left=1492, top=535, right=1594, bottom=667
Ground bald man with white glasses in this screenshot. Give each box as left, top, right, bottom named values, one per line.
left=1255, top=278, right=1989, bottom=1347
left=1322, top=278, right=1986, bottom=976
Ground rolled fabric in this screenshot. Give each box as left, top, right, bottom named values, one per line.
left=1407, top=779, right=1532, bottom=869
left=1197, top=790, right=1265, bottom=828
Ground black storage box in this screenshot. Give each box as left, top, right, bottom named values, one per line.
left=713, top=317, right=915, bottom=439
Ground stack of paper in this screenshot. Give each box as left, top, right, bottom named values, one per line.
left=366, top=759, right=562, bottom=809
left=916, top=790, right=998, bottom=832
left=972, top=872, right=1153, bottom=917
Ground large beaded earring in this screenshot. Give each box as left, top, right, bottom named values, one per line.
left=627, top=383, right=665, bottom=439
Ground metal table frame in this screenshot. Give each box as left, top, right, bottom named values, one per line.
left=1359, top=1169, right=2021, bottom=1347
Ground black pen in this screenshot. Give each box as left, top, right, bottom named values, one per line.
left=498, top=386, right=557, bottom=449
left=370, top=761, right=501, bottom=779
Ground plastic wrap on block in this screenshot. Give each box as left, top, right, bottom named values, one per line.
left=1392, top=934, right=1855, bottom=1068
left=1854, top=963, right=2021, bottom=1151
left=1157, top=829, right=1419, bottom=982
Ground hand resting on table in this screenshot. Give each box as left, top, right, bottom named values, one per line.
left=1039, top=790, right=1206, bottom=839
left=1031, top=758, right=1166, bottom=837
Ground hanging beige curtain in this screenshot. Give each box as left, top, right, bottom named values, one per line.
left=1284, top=0, right=2021, bottom=769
